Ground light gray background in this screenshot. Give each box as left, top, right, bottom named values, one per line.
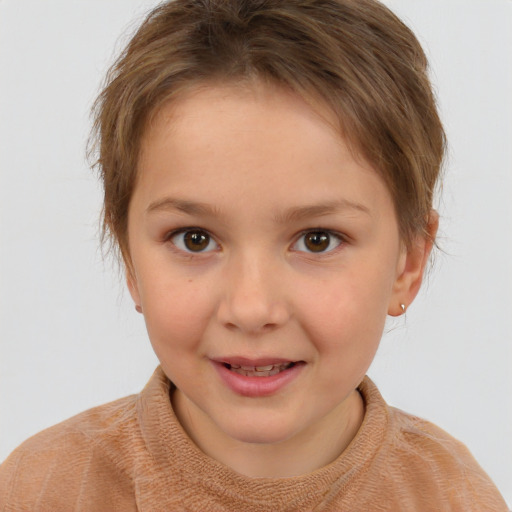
left=1, top=0, right=511, bottom=504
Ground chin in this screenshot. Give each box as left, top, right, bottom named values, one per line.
left=218, top=416, right=299, bottom=445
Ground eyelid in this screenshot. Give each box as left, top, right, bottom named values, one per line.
left=291, top=229, right=345, bottom=254
left=163, top=227, right=345, bottom=256
left=165, top=227, right=220, bottom=254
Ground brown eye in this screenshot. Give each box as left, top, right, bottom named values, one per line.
left=293, top=230, right=342, bottom=254
left=171, top=229, right=217, bottom=253
left=184, top=230, right=210, bottom=251
left=304, top=231, right=330, bottom=252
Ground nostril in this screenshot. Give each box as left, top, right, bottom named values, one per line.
left=216, top=292, right=290, bottom=334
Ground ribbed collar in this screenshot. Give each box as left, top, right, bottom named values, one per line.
left=134, top=366, right=389, bottom=511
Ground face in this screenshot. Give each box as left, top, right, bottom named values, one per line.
left=127, top=82, right=421, bottom=449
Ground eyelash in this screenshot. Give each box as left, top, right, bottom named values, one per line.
left=164, top=228, right=346, bottom=256
left=165, top=228, right=219, bottom=254
left=292, top=229, right=345, bottom=254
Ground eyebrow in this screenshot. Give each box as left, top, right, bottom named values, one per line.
left=146, top=196, right=371, bottom=222
left=146, top=197, right=222, bottom=217
left=273, top=199, right=371, bottom=224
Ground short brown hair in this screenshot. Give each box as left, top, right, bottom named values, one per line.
left=90, top=0, right=445, bottom=266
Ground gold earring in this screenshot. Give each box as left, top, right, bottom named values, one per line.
left=400, top=304, right=406, bottom=314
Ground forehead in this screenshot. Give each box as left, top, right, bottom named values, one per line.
left=143, top=81, right=343, bottom=153
left=141, top=82, right=367, bottom=173
left=135, top=81, right=392, bottom=219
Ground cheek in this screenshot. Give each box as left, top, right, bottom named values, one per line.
left=295, top=269, right=390, bottom=354
left=139, top=271, right=216, bottom=349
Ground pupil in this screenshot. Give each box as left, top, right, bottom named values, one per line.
left=305, top=232, right=329, bottom=252
left=184, top=231, right=209, bottom=251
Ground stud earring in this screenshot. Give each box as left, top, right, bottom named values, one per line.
left=400, top=304, right=406, bottom=314
left=135, top=305, right=143, bottom=313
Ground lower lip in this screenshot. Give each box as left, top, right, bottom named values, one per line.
left=212, top=362, right=304, bottom=398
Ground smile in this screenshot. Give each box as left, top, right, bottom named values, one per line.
left=225, top=362, right=295, bottom=377
left=212, top=359, right=305, bottom=397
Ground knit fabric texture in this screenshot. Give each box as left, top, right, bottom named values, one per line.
left=0, top=366, right=508, bottom=511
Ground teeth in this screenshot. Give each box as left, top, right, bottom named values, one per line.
left=255, top=365, right=274, bottom=371
left=228, top=362, right=293, bottom=377
left=239, top=364, right=274, bottom=371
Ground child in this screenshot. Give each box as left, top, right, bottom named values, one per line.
left=0, top=0, right=508, bottom=510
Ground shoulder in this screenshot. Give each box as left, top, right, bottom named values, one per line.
left=356, top=377, right=508, bottom=510
left=387, top=406, right=480, bottom=471
left=0, top=394, right=140, bottom=511
left=381, top=406, right=508, bottom=510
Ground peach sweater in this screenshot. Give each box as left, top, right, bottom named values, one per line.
left=0, top=367, right=507, bottom=511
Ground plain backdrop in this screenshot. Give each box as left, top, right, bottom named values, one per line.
left=1, top=0, right=511, bottom=505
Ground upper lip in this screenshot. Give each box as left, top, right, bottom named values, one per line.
left=211, top=356, right=298, bottom=367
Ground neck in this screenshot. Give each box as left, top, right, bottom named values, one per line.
left=172, top=389, right=365, bottom=478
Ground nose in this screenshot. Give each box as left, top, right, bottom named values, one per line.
left=216, top=252, right=291, bottom=334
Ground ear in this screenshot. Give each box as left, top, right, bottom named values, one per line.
left=126, top=266, right=143, bottom=313
left=388, top=210, right=439, bottom=316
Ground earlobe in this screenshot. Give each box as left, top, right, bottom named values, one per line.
left=388, top=210, right=439, bottom=316
left=126, top=267, right=142, bottom=313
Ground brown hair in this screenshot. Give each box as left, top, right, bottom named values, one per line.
left=90, top=0, right=445, bottom=266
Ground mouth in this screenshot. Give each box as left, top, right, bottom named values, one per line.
left=212, top=357, right=305, bottom=397
left=222, top=361, right=297, bottom=377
